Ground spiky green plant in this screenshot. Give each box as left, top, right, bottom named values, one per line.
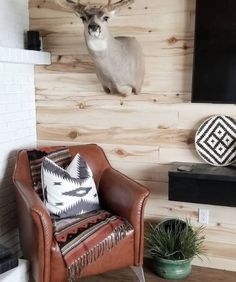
left=145, top=219, right=205, bottom=260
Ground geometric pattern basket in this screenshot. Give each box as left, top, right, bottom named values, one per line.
left=195, top=115, right=236, bottom=166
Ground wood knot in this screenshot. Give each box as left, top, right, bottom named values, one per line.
left=68, top=131, right=78, bottom=139
left=158, top=125, right=168, bottom=129
left=116, top=149, right=124, bottom=155
left=187, top=136, right=194, bottom=145
left=78, top=102, right=85, bottom=109
left=114, top=148, right=131, bottom=158
left=183, top=44, right=188, bottom=50
left=168, top=36, right=178, bottom=45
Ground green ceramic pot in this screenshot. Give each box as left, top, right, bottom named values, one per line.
left=153, top=257, right=192, bottom=280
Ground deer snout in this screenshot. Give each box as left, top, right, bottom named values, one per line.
left=88, top=23, right=101, bottom=32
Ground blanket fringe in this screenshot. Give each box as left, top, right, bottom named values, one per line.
left=67, top=221, right=133, bottom=282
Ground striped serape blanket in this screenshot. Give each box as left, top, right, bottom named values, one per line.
left=27, top=147, right=71, bottom=198
left=53, top=209, right=133, bottom=281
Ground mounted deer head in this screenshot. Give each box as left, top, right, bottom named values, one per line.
left=63, top=0, right=145, bottom=96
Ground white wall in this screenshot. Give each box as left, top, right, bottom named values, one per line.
left=0, top=0, right=29, bottom=48
left=0, top=0, right=36, bottom=255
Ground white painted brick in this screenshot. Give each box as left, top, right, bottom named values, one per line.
left=0, top=0, right=36, bottom=257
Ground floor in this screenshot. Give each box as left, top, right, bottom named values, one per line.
left=80, top=259, right=236, bottom=282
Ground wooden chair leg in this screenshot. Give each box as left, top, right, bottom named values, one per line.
left=131, top=266, right=145, bottom=282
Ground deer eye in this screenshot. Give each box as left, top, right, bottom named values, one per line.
left=103, top=16, right=109, bottom=22
left=80, top=16, right=86, bottom=22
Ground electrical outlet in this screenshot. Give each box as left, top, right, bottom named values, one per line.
left=198, top=208, right=209, bottom=224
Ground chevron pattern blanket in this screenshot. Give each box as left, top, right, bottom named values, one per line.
left=53, top=209, right=133, bottom=281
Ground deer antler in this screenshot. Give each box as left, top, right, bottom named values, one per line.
left=106, top=0, right=135, bottom=11
left=59, top=0, right=134, bottom=13
left=65, top=0, right=87, bottom=13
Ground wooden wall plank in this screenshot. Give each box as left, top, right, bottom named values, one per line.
left=36, top=92, right=191, bottom=104
left=30, top=0, right=196, bottom=18
left=146, top=198, right=236, bottom=226
left=36, top=103, right=179, bottom=129
left=35, top=71, right=192, bottom=95
left=37, top=124, right=194, bottom=148
left=35, top=54, right=194, bottom=74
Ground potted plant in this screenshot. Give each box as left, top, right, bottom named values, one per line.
left=145, top=218, right=205, bottom=279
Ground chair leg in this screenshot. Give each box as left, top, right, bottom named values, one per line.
left=131, top=266, right=145, bottom=282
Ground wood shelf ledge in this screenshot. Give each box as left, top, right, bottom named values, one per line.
left=0, top=46, right=51, bottom=65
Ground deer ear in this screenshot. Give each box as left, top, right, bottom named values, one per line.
left=75, top=11, right=84, bottom=17
left=57, top=0, right=76, bottom=8
left=66, top=0, right=77, bottom=4
left=57, top=0, right=77, bottom=9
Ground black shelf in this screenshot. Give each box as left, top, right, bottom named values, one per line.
left=168, top=162, right=236, bottom=207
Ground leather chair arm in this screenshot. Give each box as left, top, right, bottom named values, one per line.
left=14, top=180, right=53, bottom=234
left=99, top=168, right=150, bottom=265
left=14, top=180, right=53, bottom=282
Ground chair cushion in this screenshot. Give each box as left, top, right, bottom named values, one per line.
left=53, top=209, right=133, bottom=278
left=41, top=153, right=100, bottom=219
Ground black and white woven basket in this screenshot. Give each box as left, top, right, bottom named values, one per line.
left=195, top=115, right=236, bottom=166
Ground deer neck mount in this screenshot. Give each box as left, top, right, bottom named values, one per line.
left=63, top=0, right=145, bottom=96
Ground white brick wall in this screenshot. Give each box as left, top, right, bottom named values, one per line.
left=0, top=0, right=36, bottom=255
left=0, top=0, right=29, bottom=49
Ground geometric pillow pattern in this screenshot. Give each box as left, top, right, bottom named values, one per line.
left=41, top=153, right=100, bottom=219
left=195, top=115, right=236, bottom=166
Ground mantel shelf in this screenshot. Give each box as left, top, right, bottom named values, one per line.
left=0, top=46, right=51, bottom=65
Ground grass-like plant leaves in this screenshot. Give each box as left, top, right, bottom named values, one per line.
left=145, top=219, right=206, bottom=260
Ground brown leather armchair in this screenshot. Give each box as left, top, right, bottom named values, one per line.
left=13, top=144, right=150, bottom=282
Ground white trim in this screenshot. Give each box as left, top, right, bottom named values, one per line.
left=0, top=47, right=51, bottom=65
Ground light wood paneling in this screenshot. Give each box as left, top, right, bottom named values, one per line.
left=30, top=0, right=236, bottom=271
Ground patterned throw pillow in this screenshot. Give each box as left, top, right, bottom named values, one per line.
left=41, top=153, right=100, bottom=218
